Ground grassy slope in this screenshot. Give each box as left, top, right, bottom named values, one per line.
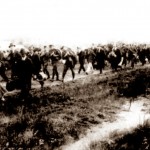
left=0, top=65, right=150, bottom=149
left=89, top=68, right=150, bottom=150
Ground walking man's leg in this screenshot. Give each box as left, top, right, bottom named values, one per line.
left=70, top=67, right=75, bottom=81
left=43, top=65, right=50, bottom=79
left=62, top=64, right=68, bottom=82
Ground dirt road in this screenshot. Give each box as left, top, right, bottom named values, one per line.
left=1, top=63, right=150, bottom=90
left=29, top=63, right=150, bottom=89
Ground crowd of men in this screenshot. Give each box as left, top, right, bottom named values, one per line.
left=0, top=42, right=150, bottom=101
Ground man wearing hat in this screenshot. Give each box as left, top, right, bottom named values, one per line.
left=61, top=47, right=76, bottom=82
left=49, top=45, right=61, bottom=81
left=77, top=48, right=86, bottom=74
left=40, top=46, right=50, bottom=79
left=7, top=43, right=21, bottom=79
left=18, top=48, right=33, bottom=100
left=95, top=46, right=106, bottom=74
left=28, top=46, right=44, bottom=88
left=85, top=47, right=96, bottom=75
left=9, top=43, right=15, bottom=49
left=0, top=51, right=8, bottom=82
left=28, top=46, right=42, bottom=76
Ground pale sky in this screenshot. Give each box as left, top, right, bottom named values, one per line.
left=0, top=0, right=150, bottom=48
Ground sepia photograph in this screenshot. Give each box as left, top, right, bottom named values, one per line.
left=0, top=0, right=150, bottom=149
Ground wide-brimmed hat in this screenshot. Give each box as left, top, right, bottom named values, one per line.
left=107, top=44, right=113, bottom=49
left=20, top=48, right=26, bottom=55
left=33, top=47, right=41, bottom=52
left=49, top=45, right=53, bottom=48
left=60, top=46, right=64, bottom=50
left=9, top=43, right=15, bottom=48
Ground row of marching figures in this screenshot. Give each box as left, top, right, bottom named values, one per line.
left=0, top=43, right=150, bottom=101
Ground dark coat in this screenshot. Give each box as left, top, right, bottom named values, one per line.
left=29, top=53, right=41, bottom=75
left=78, top=51, right=86, bottom=64
left=18, top=57, right=33, bottom=89
left=40, top=52, right=50, bottom=66
left=85, top=49, right=96, bottom=63
left=62, top=50, right=77, bottom=68
left=138, top=49, right=146, bottom=64
left=50, top=49, right=61, bottom=64
left=115, top=49, right=122, bottom=65
left=96, top=49, right=106, bottom=68
left=7, top=51, right=22, bottom=77
left=0, top=52, right=4, bottom=61
left=108, top=49, right=120, bottom=70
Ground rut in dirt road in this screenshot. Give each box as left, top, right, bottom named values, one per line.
left=62, top=97, right=150, bottom=150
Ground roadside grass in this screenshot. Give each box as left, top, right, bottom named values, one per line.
left=0, top=66, right=150, bottom=149
left=0, top=69, right=124, bottom=149
left=88, top=67, right=150, bottom=150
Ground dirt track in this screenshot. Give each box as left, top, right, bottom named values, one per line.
left=62, top=97, right=150, bottom=150
left=28, top=63, right=150, bottom=90
left=30, top=63, right=150, bottom=89
left=1, top=63, right=150, bottom=91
